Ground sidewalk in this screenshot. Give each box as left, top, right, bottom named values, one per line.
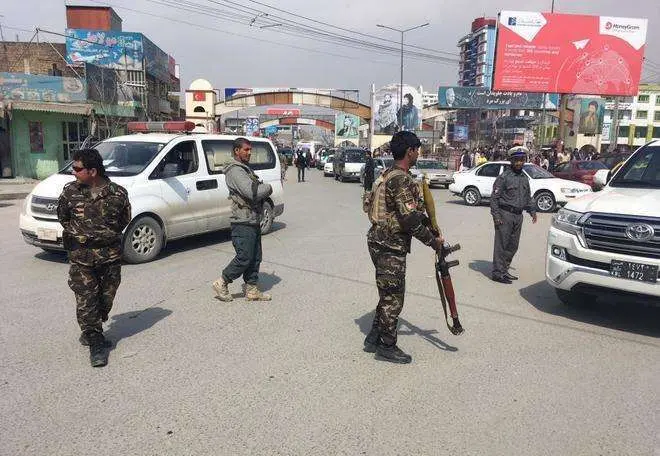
left=0, top=178, right=38, bottom=201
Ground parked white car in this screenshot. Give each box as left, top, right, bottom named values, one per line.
left=448, top=161, right=592, bottom=212
left=323, top=155, right=335, bottom=176
left=20, top=132, right=285, bottom=263
left=546, top=140, right=660, bottom=305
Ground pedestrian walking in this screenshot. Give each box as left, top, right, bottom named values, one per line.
left=490, top=146, right=537, bottom=284
left=213, top=138, right=273, bottom=302
left=57, top=148, right=131, bottom=367
left=363, top=149, right=375, bottom=191
left=364, top=131, right=444, bottom=364
left=294, top=149, right=307, bottom=182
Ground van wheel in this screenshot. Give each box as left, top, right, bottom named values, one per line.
left=535, top=191, right=556, bottom=212
left=260, top=201, right=274, bottom=235
left=123, top=215, right=163, bottom=264
left=555, top=289, right=595, bottom=307
left=463, top=187, right=481, bottom=206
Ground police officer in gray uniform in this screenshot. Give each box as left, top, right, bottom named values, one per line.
left=490, top=146, right=537, bottom=284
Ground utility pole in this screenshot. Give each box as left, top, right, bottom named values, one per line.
left=377, top=22, right=429, bottom=130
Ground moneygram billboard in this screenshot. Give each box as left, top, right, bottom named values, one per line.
left=493, top=11, right=648, bottom=96
left=438, top=86, right=559, bottom=109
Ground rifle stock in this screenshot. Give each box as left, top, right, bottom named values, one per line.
left=421, top=175, right=465, bottom=335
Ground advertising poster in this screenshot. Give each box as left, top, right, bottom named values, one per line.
left=577, top=97, right=605, bottom=135
left=373, top=84, right=422, bottom=134
left=494, top=12, right=648, bottom=95
left=335, top=113, right=359, bottom=140
left=66, top=29, right=143, bottom=70
left=453, top=125, right=469, bottom=142
left=438, top=86, right=558, bottom=109
left=244, top=117, right=260, bottom=136
left=0, top=72, right=86, bottom=103
left=142, top=36, right=170, bottom=82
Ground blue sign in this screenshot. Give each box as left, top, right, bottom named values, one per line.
left=66, top=29, right=143, bottom=70
left=454, top=126, right=469, bottom=142
left=0, top=72, right=87, bottom=103
left=264, top=125, right=278, bottom=137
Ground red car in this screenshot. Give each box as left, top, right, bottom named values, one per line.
left=552, top=160, right=608, bottom=189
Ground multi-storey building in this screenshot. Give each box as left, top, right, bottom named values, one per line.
left=457, top=17, right=497, bottom=89
left=602, top=84, right=660, bottom=151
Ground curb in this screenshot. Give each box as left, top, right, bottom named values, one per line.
left=0, top=192, right=30, bottom=201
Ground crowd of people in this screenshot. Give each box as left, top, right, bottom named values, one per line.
left=458, top=144, right=601, bottom=172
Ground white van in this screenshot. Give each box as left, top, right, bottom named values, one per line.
left=19, top=132, right=284, bottom=263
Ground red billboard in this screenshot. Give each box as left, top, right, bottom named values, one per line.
left=493, top=11, right=648, bottom=96
left=266, top=108, right=301, bottom=116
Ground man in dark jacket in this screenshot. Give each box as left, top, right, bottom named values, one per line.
left=57, top=148, right=131, bottom=367
left=363, top=150, right=375, bottom=191
left=213, top=138, right=273, bottom=302
left=294, top=149, right=307, bottom=182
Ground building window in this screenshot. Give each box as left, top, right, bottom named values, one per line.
left=653, top=127, right=660, bottom=139
left=637, top=94, right=649, bottom=103
left=618, top=126, right=629, bottom=138
left=654, top=111, right=660, bottom=121
left=29, top=121, right=44, bottom=153
left=62, top=121, right=88, bottom=161
left=635, top=126, right=648, bottom=138
left=194, top=106, right=206, bottom=113
left=636, top=110, right=647, bottom=120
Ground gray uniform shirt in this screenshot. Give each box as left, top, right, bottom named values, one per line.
left=490, top=168, right=535, bottom=221
left=225, top=159, right=273, bottom=226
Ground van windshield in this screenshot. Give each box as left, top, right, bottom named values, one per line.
left=345, top=150, right=366, bottom=163
left=609, top=145, right=660, bottom=188
left=60, top=141, right=166, bottom=177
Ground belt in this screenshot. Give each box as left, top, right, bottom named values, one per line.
left=499, top=204, right=523, bottom=215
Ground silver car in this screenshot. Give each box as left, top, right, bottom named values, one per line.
left=410, top=159, right=454, bottom=188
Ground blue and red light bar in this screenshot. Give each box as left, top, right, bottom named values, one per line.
left=127, top=121, right=196, bottom=133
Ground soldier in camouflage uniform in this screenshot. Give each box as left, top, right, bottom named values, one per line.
left=490, top=146, right=537, bottom=284
left=57, top=149, right=131, bottom=367
left=365, top=131, right=444, bottom=364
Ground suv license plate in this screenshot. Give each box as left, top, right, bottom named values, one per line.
left=610, top=260, right=658, bottom=283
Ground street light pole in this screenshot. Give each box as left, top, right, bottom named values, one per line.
left=377, top=22, right=429, bottom=130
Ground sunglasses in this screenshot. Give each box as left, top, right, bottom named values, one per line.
left=72, top=166, right=87, bottom=172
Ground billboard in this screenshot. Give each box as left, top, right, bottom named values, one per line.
left=373, top=84, right=422, bottom=134
left=266, top=108, right=301, bottom=116
left=335, top=113, right=359, bottom=143
left=66, top=29, right=143, bottom=70
left=0, top=72, right=86, bottom=103
left=493, top=11, right=648, bottom=96
left=575, top=97, right=605, bottom=135
left=453, top=126, right=469, bottom=142
left=438, top=87, right=559, bottom=109
left=244, top=117, right=260, bottom=136
left=142, top=35, right=170, bottom=82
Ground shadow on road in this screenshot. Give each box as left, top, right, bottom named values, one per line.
left=354, top=311, right=458, bottom=352
left=520, top=280, right=660, bottom=338
left=34, top=250, right=68, bottom=263
left=105, top=306, right=172, bottom=349
left=468, top=259, right=492, bottom=279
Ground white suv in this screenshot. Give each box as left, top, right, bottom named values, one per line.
left=19, top=133, right=284, bottom=263
left=546, top=140, right=660, bottom=305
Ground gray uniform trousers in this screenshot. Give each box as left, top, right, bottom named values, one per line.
left=492, top=210, right=523, bottom=278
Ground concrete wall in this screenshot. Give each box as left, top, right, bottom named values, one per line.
left=10, top=110, right=85, bottom=179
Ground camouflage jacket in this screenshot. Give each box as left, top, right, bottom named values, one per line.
left=367, top=165, right=436, bottom=253
left=57, top=179, right=131, bottom=266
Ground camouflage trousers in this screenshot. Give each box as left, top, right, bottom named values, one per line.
left=68, top=261, right=121, bottom=335
left=368, top=241, right=407, bottom=346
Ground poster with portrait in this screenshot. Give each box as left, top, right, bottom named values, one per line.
left=578, top=98, right=605, bottom=135
left=335, top=113, right=359, bottom=140
left=372, top=84, right=422, bottom=134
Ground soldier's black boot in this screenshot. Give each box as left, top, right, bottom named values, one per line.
left=79, top=331, right=112, bottom=348
left=363, top=329, right=380, bottom=353
left=88, top=333, right=109, bottom=367
left=375, top=344, right=412, bottom=364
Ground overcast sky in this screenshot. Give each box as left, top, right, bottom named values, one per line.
left=2, top=0, right=659, bottom=103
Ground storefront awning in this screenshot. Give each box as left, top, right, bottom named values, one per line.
left=8, top=101, right=93, bottom=116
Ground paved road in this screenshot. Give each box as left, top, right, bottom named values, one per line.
left=1, top=168, right=658, bottom=456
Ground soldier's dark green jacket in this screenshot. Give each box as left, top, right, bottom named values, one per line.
left=367, top=166, right=438, bottom=254
left=57, top=179, right=131, bottom=266
left=490, top=167, right=536, bottom=221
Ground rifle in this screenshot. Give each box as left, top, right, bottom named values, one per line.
left=421, top=174, right=465, bottom=335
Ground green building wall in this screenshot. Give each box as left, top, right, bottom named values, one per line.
left=11, top=110, right=86, bottom=179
